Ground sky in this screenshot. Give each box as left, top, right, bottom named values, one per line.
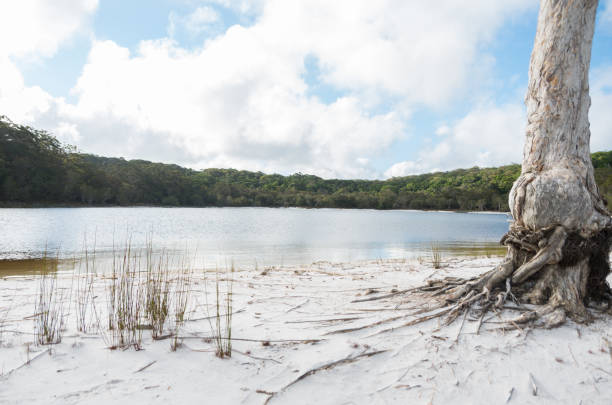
left=1, top=0, right=611, bottom=179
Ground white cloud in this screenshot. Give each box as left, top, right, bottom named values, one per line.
left=385, top=104, right=526, bottom=177
left=0, top=57, right=53, bottom=123
left=386, top=66, right=612, bottom=179
left=601, top=0, right=612, bottom=28
left=204, top=0, right=265, bottom=16
left=54, top=122, right=81, bottom=144
left=56, top=0, right=537, bottom=178
left=435, top=125, right=451, bottom=136
left=187, top=6, right=219, bottom=26
left=590, top=66, right=612, bottom=152
left=168, top=6, right=220, bottom=37
left=3, top=0, right=547, bottom=178
left=0, top=1, right=97, bottom=124
left=0, top=0, right=98, bottom=59
left=257, top=0, right=536, bottom=108
left=59, top=37, right=404, bottom=178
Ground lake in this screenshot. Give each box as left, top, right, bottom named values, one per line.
left=0, top=207, right=510, bottom=271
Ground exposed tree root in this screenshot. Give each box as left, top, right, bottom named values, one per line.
left=331, top=225, right=611, bottom=335
left=401, top=224, right=612, bottom=331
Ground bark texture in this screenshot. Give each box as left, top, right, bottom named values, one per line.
left=509, top=0, right=609, bottom=235
left=505, top=0, right=611, bottom=322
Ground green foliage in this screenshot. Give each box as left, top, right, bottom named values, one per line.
left=1, top=116, right=611, bottom=211
left=592, top=151, right=612, bottom=168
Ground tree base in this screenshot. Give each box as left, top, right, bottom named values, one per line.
left=414, top=224, right=611, bottom=329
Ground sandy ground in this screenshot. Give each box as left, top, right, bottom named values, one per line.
left=1, top=256, right=611, bottom=405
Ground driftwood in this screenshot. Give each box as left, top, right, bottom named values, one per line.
left=260, top=349, right=387, bottom=404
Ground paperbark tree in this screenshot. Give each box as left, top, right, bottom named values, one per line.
left=410, top=0, right=611, bottom=329
left=503, top=0, right=611, bottom=325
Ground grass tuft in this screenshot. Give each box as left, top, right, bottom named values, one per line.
left=170, top=263, right=192, bottom=351
left=106, top=240, right=144, bottom=350
left=207, top=266, right=234, bottom=358
left=35, top=257, right=65, bottom=346
left=430, top=242, right=443, bottom=269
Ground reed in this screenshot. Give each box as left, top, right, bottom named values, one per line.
left=170, top=262, right=192, bottom=351
left=74, top=244, right=97, bottom=333
left=430, top=242, right=443, bottom=269
left=145, top=247, right=171, bottom=340
left=207, top=266, right=234, bottom=358
left=106, top=241, right=144, bottom=350
left=35, top=257, right=65, bottom=345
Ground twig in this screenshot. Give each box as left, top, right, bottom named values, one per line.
left=453, top=310, right=468, bottom=344
left=371, top=306, right=456, bottom=336
left=196, top=336, right=323, bottom=344
left=351, top=288, right=416, bottom=303
left=2, top=348, right=50, bottom=377
left=506, top=387, right=515, bottom=403
left=476, top=308, right=487, bottom=335
left=324, top=314, right=407, bottom=335
left=186, top=308, right=245, bottom=322
left=285, top=317, right=362, bottom=324
left=233, top=349, right=281, bottom=364
left=286, top=299, right=309, bottom=313
left=590, top=365, right=612, bottom=376
left=376, top=360, right=420, bottom=392
left=262, top=350, right=387, bottom=404
left=134, top=360, right=157, bottom=373
left=568, top=344, right=579, bottom=366
left=528, top=373, right=538, bottom=396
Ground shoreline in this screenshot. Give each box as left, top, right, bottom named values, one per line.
left=0, top=202, right=511, bottom=214
left=1, top=256, right=610, bottom=404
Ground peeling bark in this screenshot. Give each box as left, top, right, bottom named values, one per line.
left=505, top=0, right=611, bottom=321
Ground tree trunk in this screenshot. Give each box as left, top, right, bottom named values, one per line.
left=505, top=0, right=611, bottom=324
left=352, top=1, right=611, bottom=333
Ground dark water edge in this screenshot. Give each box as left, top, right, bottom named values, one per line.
left=0, top=201, right=510, bottom=213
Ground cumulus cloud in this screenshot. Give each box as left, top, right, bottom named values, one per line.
left=601, top=0, right=612, bottom=28
left=3, top=0, right=547, bottom=178
left=0, top=0, right=97, bottom=59
left=385, top=104, right=526, bottom=177
left=590, top=66, right=612, bottom=153
left=59, top=38, right=404, bottom=177
left=168, top=6, right=220, bottom=37
left=58, top=0, right=537, bottom=177
left=0, top=1, right=97, bottom=123
left=0, top=57, right=54, bottom=123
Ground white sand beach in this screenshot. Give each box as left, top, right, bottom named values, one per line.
left=1, top=256, right=611, bottom=405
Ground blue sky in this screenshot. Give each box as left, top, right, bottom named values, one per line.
left=2, top=1, right=612, bottom=179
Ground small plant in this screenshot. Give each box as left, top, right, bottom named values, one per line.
left=106, top=241, right=144, bottom=350
left=207, top=266, right=234, bottom=358
left=35, top=259, right=65, bottom=346
left=170, top=264, right=192, bottom=351
left=145, top=249, right=171, bottom=340
left=430, top=242, right=443, bottom=269
left=74, top=245, right=96, bottom=333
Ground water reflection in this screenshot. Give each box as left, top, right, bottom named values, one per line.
left=0, top=207, right=510, bottom=274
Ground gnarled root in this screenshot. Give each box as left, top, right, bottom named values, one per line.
left=403, top=224, right=611, bottom=331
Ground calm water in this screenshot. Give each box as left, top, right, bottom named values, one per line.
left=0, top=207, right=510, bottom=269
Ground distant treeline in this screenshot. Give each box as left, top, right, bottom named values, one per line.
left=1, top=116, right=611, bottom=211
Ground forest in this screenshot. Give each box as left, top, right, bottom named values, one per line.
left=1, top=116, right=611, bottom=211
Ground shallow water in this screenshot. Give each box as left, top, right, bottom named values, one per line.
left=0, top=207, right=510, bottom=271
